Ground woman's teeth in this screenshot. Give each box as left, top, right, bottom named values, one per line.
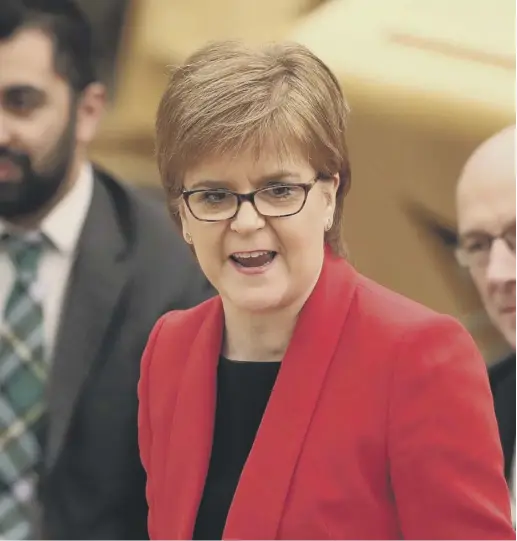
left=230, top=251, right=276, bottom=267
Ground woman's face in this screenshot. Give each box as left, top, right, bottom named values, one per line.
left=180, top=146, right=339, bottom=314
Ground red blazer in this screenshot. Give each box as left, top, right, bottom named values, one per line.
left=138, top=250, right=514, bottom=540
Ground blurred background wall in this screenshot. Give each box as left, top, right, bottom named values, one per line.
left=78, top=0, right=515, bottom=363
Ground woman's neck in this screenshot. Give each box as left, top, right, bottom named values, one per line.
left=221, top=255, right=325, bottom=362
left=222, top=304, right=300, bottom=362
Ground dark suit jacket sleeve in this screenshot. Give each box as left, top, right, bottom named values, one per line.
left=175, top=256, right=216, bottom=311
left=489, top=355, right=516, bottom=481
left=389, top=316, right=513, bottom=540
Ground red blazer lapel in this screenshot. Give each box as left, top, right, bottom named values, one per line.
left=224, top=249, right=358, bottom=540
left=162, top=298, right=224, bottom=539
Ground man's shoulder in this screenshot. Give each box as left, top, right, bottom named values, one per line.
left=102, top=171, right=169, bottom=223
left=92, top=167, right=214, bottom=306
left=93, top=167, right=183, bottom=250
left=489, top=353, right=516, bottom=391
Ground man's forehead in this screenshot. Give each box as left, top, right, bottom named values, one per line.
left=457, top=173, right=515, bottom=234
left=0, top=28, right=56, bottom=89
left=457, top=127, right=515, bottom=229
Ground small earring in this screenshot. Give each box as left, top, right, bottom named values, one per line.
left=185, top=233, right=192, bottom=244
left=325, top=219, right=332, bottom=232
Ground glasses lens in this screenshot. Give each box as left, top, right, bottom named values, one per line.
left=255, top=185, right=306, bottom=217
left=457, top=236, right=491, bottom=268
left=188, top=190, right=237, bottom=221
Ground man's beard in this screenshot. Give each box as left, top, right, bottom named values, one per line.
left=0, top=112, right=76, bottom=221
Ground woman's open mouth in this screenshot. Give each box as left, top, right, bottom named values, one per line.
left=230, top=250, right=277, bottom=269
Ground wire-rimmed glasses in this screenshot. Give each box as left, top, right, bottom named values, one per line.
left=456, top=222, right=516, bottom=268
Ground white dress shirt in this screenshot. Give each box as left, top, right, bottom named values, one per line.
left=0, top=163, right=94, bottom=359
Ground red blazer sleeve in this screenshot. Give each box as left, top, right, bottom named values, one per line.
left=138, top=316, right=167, bottom=540
left=389, top=316, right=514, bottom=540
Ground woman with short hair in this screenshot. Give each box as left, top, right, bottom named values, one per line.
left=138, top=40, right=513, bottom=540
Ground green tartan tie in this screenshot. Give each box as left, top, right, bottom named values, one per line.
left=0, top=234, right=46, bottom=539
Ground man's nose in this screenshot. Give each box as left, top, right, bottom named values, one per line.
left=486, top=238, right=516, bottom=286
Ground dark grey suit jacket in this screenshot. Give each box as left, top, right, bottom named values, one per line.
left=39, top=169, right=214, bottom=539
left=489, top=352, right=516, bottom=482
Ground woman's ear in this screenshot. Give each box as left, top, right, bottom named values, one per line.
left=323, top=173, right=340, bottom=210
left=178, top=203, right=192, bottom=244
left=321, top=173, right=339, bottom=230
left=329, top=173, right=340, bottom=205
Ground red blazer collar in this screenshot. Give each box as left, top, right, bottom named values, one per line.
left=161, top=247, right=359, bottom=539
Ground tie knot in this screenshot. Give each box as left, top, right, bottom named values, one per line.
left=2, top=233, right=45, bottom=282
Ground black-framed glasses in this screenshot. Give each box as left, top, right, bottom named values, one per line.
left=456, top=222, right=516, bottom=269
left=182, top=177, right=320, bottom=222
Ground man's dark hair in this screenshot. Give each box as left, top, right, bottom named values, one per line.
left=0, top=0, right=96, bottom=92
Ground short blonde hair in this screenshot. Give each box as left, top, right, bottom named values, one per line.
left=155, top=40, right=352, bottom=257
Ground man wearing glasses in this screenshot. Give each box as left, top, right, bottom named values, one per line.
left=455, top=125, right=516, bottom=521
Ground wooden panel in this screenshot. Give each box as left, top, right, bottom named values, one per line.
left=139, top=0, right=321, bottom=61
left=288, top=0, right=514, bottom=134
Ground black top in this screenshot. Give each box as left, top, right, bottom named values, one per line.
left=193, top=356, right=281, bottom=540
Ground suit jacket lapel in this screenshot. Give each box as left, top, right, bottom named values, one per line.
left=223, top=249, right=358, bottom=539
left=45, top=176, right=131, bottom=471
left=161, top=299, right=223, bottom=538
